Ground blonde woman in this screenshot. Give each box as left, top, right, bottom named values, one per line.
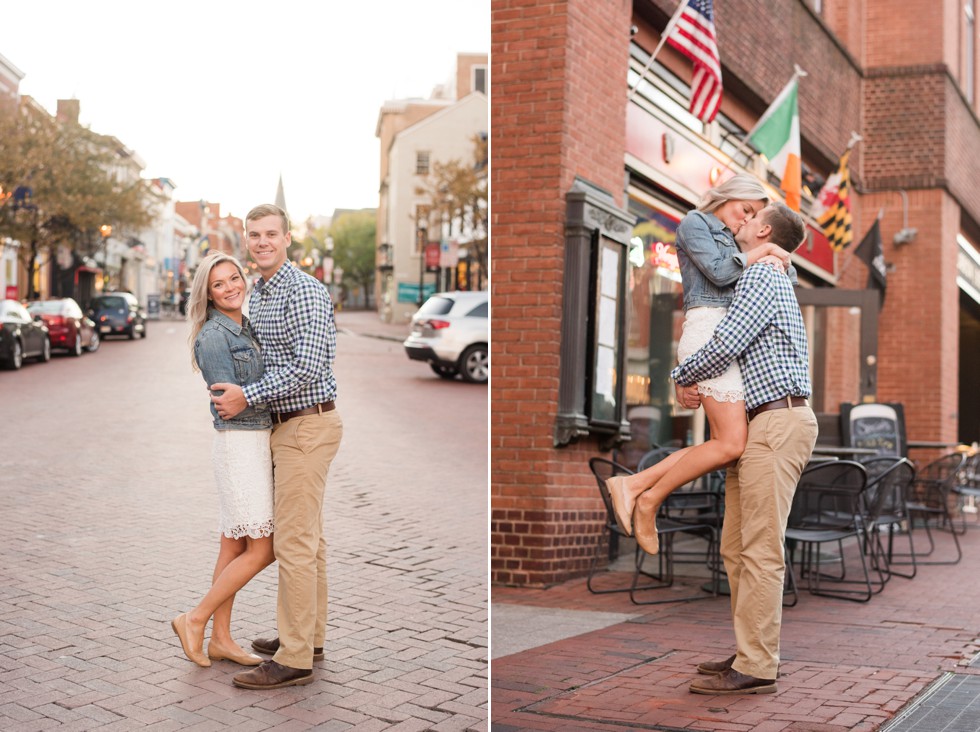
left=171, top=251, right=275, bottom=667
left=608, top=174, right=795, bottom=553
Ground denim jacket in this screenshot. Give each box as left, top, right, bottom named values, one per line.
left=194, top=309, right=272, bottom=431
left=676, top=210, right=797, bottom=311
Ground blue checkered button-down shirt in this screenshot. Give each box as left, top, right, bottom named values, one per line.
left=241, top=262, right=337, bottom=412
left=671, top=263, right=811, bottom=411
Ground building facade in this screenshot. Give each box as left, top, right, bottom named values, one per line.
left=375, top=53, right=489, bottom=324
left=491, top=0, right=980, bottom=587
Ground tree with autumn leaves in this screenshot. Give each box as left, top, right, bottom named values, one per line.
left=415, top=133, right=488, bottom=289
left=0, top=98, right=155, bottom=299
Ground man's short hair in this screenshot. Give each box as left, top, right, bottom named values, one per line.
left=763, top=202, right=806, bottom=253
left=245, top=204, right=289, bottom=235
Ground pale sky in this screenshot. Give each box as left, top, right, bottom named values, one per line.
left=0, top=0, right=489, bottom=225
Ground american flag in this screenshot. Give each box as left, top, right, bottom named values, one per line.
left=666, top=0, right=723, bottom=123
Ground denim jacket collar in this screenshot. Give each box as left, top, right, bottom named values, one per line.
left=207, top=308, right=246, bottom=336
left=696, top=210, right=731, bottom=237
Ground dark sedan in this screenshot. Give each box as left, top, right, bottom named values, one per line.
left=0, top=299, right=51, bottom=369
left=27, top=298, right=100, bottom=356
left=88, top=292, right=147, bottom=339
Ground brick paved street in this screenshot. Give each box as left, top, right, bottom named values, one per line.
left=492, top=526, right=980, bottom=731
left=0, top=312, right=487, bottom=730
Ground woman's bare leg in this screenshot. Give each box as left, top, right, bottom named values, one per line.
left=208, top=536, right=247, bottom=646
left=633, top=396, right=747, bottom=553
left=183, top=535, right=275, bottom=652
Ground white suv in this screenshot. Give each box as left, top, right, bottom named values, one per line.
left=403, top=291, right=488, bottom=383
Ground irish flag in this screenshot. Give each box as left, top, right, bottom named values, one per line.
left=749, top=76, right=802, bottom=211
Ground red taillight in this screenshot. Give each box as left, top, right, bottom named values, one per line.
left=127, top=313, right=134, bottom=323
left=423, top=319, right=451, bottom=330
left=47, top=315, right=65, bottom=326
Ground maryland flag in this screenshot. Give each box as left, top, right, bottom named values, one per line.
left=811, top=149, right=853, bottom=251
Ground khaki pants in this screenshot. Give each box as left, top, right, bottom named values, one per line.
left=270, top=409, right=343, bottom=669
left=722, top=406, right=817, bottom=680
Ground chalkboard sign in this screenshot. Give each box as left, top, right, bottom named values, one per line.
left=840, top=403, right=907, bottom=458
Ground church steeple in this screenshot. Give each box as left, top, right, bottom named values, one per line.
left=275, top=174, right=288, bottom=215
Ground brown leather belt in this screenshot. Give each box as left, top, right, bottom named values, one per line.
left=748, top=396, right=808, bottom=422
left=272, top=400, right=335, bottom=424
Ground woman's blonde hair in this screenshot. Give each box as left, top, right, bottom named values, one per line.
left=697, top=174, right=769, bottom=214
left=187, top=251, right=248, bottom=371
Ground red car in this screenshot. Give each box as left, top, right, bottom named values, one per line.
left=26, top=298, right=100, bottom=356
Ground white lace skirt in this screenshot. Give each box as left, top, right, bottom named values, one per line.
left=677, top=307, right=745, bottom=403
left=211, top=429, right=275, bottom=539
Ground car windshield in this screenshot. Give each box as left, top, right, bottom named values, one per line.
left=93, top=296, right=127, bottom=309
left=417, top=297, right=455, bottom=316
left=27, top=301, right=64, bottom=314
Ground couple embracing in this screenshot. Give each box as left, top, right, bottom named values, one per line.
left=171, top=204, right=343, bottom=690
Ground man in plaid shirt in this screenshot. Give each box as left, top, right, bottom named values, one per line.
left=671, top=202, right=818, bottom=696
left=211, top=204, right=343, bottom=690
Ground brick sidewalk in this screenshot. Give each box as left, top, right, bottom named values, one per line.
left=492, top=526, right=980, bottom=731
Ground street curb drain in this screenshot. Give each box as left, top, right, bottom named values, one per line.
left=881, top=673, right=980, bottom=732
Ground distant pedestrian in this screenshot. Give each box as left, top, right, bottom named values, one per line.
left=171, top=251, right=275, bottom=669
left=211, top=203, right=343, bottom=690
left=672, top=202, right=818, bottom=695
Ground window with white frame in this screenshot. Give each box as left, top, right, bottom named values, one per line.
left=416, top=151, right=430, bottom=175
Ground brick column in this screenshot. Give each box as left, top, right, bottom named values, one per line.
left=491, top=0, right=632, bottom=586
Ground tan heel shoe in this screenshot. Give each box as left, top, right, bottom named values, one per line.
left=208, top=642, right=263, bottom=666
left=605, top=475, right=635, bottom=536
left=171, top=613, right=211, bottom=667
left=633, top=503, right=660, bottom=555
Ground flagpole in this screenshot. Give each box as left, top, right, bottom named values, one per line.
left=627, top=0, right=689, bottom=102
left=720, top=65, right=808, bottom=176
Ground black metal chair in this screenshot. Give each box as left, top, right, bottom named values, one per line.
left=904, top=452, right=968, bottom=564
left=859, top=456, right=918, bottom=580
left=586, top=457, right=721, bottom=605
left=784, top=460, right=885, bottom=602
left=951, top=452, right=980, bottom=528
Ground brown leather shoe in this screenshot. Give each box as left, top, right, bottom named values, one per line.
left=251, top=636, right=324, bottom=662
left=232, top=660, right=313, bottom=689
left=696, top=654, right=736, bottom=675
left=689, top=668, right=776, bottom=695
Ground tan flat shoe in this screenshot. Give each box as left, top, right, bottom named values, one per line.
left=605, top=475, right=635, bottom=536
left=208, top=643, right=263, bottom=666
left=171, top=613, right=211, bottom=667
left=633, top=503, right=660, bottom=555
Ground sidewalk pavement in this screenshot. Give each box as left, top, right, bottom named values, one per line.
left=492, top=527, right=980, bottom=731
left=336, top=308, right=412, bottom=343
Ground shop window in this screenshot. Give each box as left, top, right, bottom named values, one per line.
left=614, top=190, right=697, bottom=468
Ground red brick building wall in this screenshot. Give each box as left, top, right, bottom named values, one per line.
left=491, top=0, right=632, bottom=586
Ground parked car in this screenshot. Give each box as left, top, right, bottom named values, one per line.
left=403, top=291, right=488, bottom=383
left=0, top=299, right=51, bottom=370
left=26, top=298, right=99, bottom=356
left=88, top=292, right=147, bottom=339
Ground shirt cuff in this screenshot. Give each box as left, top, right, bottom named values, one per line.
left=241, top=384, right=259, bottom=405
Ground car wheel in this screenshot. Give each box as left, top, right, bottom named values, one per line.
left=140, top=323, right=147, bottom=339
left=458, top=344, right=488, bottom=384
left=71, top=333, right=83, bottom=357
left=430, top=363, right=458, bottom=380
left=39, top=337, right=51, bottom=363
left=3, top=340, right=23, bottom=370
left=86, top=331, right=100, bottom=352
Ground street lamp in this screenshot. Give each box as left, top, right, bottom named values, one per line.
left=99, top=224, right=112, bottom=290
left=416, top=217, right=428, bottom=307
